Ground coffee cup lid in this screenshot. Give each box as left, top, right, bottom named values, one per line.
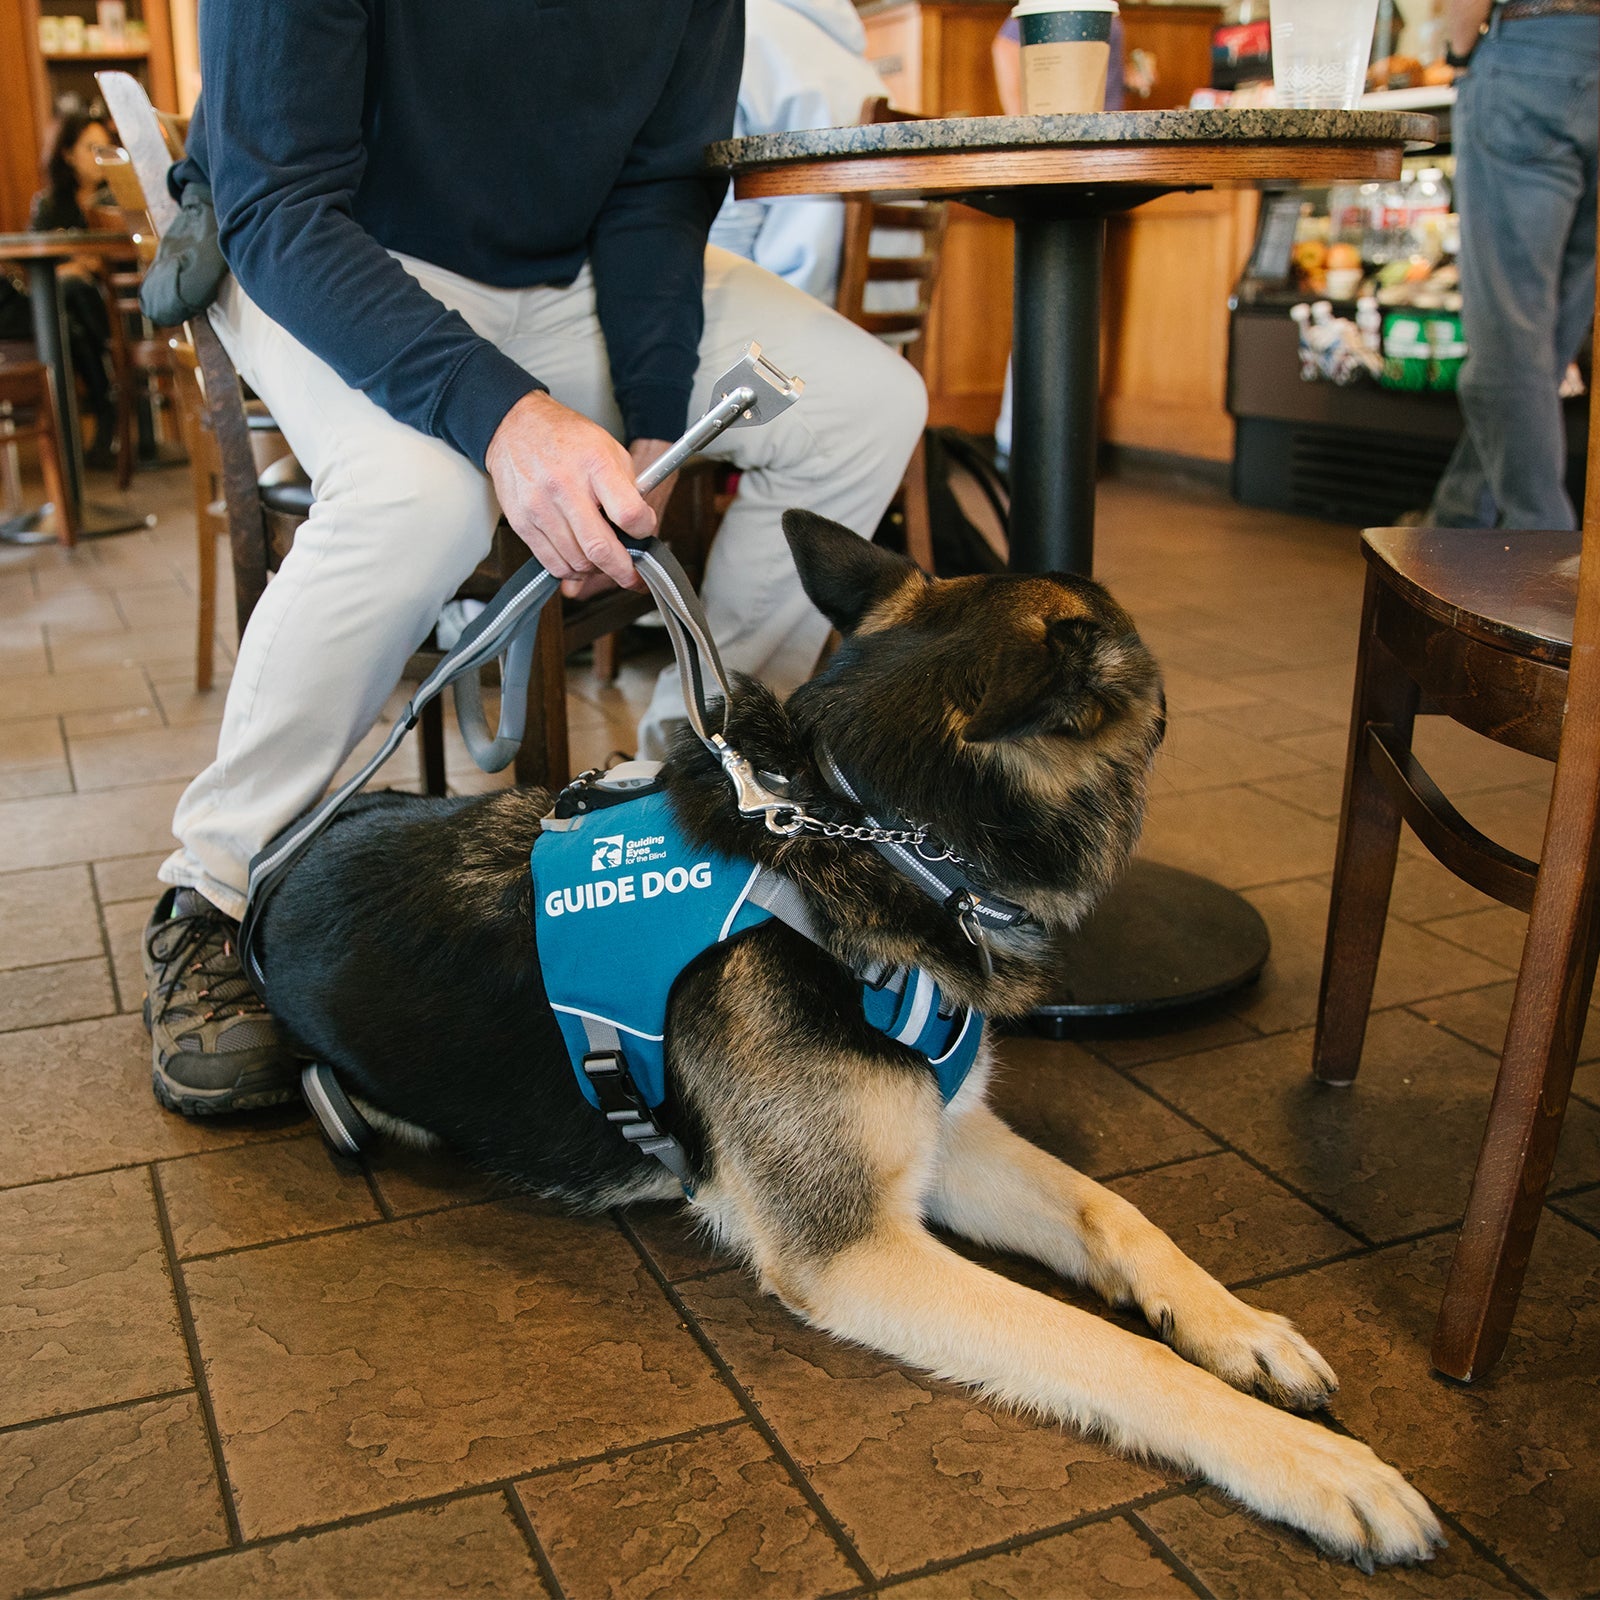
left=1010, top=0, right=1118, bottom=15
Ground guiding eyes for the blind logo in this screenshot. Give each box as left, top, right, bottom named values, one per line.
left=590, top=833, right=671, bottom=873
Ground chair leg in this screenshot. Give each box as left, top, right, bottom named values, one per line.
left=1431, top=624, right=1600, bottom=1378
left=418, top=692, right=448, bottom=797
left=195, top=505, right=216, bottom=692
left=514, top=597, right=569, bottom=792
left=116, top=380, right=136, bottom=492
left=36, top=415, right=77, bottom=549
left=593, top=631, right=620, bottom=684
left=1313, top=569, right=1419, bottom=1084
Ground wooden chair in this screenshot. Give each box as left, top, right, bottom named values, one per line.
left=834, top=96, right=950, bottom=573
left=1314, top=259, right=1600, bottom=1381
left=92, top=150, right=182, bottom=490
left=0, top=349, right=77, bottom=545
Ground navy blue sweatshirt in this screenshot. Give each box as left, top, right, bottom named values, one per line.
left=176, top=0, right=742, bottom=466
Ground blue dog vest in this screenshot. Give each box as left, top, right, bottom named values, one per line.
left=531, top=782, right=984, bottom=1133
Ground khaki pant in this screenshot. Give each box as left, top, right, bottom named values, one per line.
left=160, top=246, right=926, bottom=917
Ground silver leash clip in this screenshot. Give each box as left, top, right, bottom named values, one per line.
left=954, top=893, right=996, bottom=980
left=711, top=735, right=804, bottom=835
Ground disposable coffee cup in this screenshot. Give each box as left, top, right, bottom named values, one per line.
left=1012, top=0, right=1118, bottom=116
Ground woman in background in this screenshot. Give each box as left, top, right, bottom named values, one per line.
left=30, top=112, right=119, bottom=470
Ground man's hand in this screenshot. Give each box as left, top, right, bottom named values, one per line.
left=486, top=392, right=652, bottom=597
left=1447, top=0, right=1492, bottom=59
left=629, top=438, right=679, bottom=524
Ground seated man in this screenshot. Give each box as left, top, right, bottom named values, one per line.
left=142, top=0, right=926, bottom=1116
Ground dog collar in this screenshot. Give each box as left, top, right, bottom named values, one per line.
left=816, top=748, right=1032, bottom=975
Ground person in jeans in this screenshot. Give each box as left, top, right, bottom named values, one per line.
left=1427, top=0, right=1598, bottom=528
left=141, top=0, right=926, bottom=1116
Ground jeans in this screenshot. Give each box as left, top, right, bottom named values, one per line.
left=1428, top=12, right=1599, bottom=529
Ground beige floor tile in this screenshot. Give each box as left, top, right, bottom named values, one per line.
left=1224, top=878, right=1514, bottom=1037
left=183, top=1201, right=739, bottom=1538
left=1253, top=1220, right=1600, bottom=1599
left=0, top=780, right=183, bottom=874
left=87, top=1494, right=550, bottom=1599
left=1387, top=854, right=1500, bottom=923
left=0, top=956, right=117, bottom=1033
left=61, top=701, right=164, bottom=740
left=103, top=893, right=151, bottom=1011
left=988, top=1034, right=1218, bottom=1179
left=1453, top=783, right=1557, bottom=863
left=1134, top=1010, right=1600, bottom=1243
left=0, top=1393, right=227, bottom=1595
left=678, top=1271, right=1171, bottom=1579
left=1204, top=699, right=1343, bottom=743
left=0, top=585, right=125, bottom=633
left=0, top=1014, right=296, bottom=1189
left=45, top=625, right=222, bottom=675
left=0, top=716, right=67, bottom=775
left=1411, top=980, right=1600, bottom=1069
left=157, top=1134, right=381, bottom=1258
left=150, top=675, right=230, bottom=729
left=1149, top=715, right=1319, bottom=798
left=0, top=864, right=100, bottom=970
left=67, top=720, right=231, bottom=793
left=0, top=765, right=74, bottom=801
left=1232, top=662, right=1357, bottom=726
left=1141, top=1488, right=1524, bottom=1599
left=517, top=1424, right=858, bottom=1600
left=625, top=1200, right=734, bottom=1282
left=0, top=1167, right=189, bottom=1429
left=0, top=665, right=155, bottom=725
left=891, top=1517, right=1193, bottom=1600
left=1138, top=786, right=1341, bottom=891
left=1421, top=906, right=1530, bottom=970
left=1107, top=1152, right=1359, bottom=1286
left=1156, top=667, right=1265, bottom=718
left=93, top=852, right=171, bottom=906
left=0, top=627, right=49, bottom=676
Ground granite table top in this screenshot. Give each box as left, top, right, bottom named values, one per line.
left=707, top=109, right=1439, bottom=172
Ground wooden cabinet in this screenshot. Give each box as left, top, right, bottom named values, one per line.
left=1102, top=188, right=1259, bottom=463
left=0, top=0, right=180, bottom=232
left=861, top=0, right=1014, bottom=433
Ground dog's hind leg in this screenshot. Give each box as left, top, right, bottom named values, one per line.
left=925, top=1103, right=1339, bottom=1412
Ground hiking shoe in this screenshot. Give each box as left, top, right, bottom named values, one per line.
left=141, top=887, right=298, bottom=1115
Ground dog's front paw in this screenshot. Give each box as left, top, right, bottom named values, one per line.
left=1154, top=1293, right=1338, bottom=1410
left=1214, top=1413, right=1445, bottom=1572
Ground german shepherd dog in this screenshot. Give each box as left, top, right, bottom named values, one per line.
left=257, top=511, right=1442, bottom=1570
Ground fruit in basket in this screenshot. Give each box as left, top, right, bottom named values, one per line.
left=1422, top=60, right=1457, bottom=87
left=1328, top=242, right=1362, bottom=271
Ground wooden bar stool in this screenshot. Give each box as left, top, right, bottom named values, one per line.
left=0, top=351, right=77, bottom=546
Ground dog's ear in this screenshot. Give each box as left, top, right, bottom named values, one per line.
left=962, top=618, right=1102, bottom=744
left=783, top=509, right=921, bottom=634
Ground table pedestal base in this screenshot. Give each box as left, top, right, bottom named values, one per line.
left=1024, top=860, right=1269, bottom=1031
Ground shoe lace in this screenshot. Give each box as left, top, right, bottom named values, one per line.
left=148, top=906, right=271, bottom=1028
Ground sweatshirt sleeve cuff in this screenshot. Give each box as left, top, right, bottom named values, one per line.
left=618, top=382, right=692, bottom=445
left=433, top=341, right=547, bottom=468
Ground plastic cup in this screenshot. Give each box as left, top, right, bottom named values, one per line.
left=1270, top=0, right=1380, bottom=110
left=1011, top=1, right=1119, bottom=116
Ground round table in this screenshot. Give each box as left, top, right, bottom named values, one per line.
left=712, top=109, right=1438, bottom=1025
left=0, top=230, right=154, bottom=542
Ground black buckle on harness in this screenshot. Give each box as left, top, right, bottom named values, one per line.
left=581, top=1050, right=694, bottom=1187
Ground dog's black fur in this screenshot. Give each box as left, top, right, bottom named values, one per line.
left=256, top=510, right=1162, bottom=1208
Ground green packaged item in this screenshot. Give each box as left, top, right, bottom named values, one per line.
left=1380, top=312, right=1430, bottom=392
left=1424, top=312, right=1468, bottom=392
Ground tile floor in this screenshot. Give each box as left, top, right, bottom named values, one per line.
left=2, top=461, right=1598, bottom=1600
